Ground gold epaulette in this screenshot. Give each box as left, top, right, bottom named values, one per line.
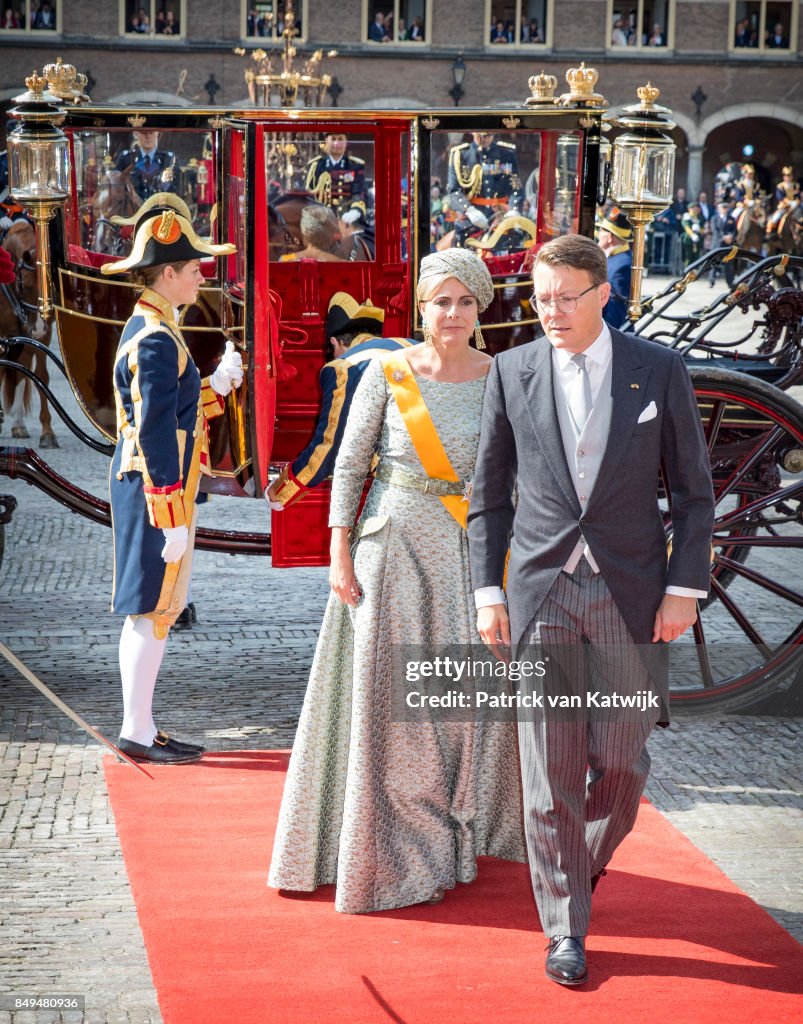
left=349, top=155, right=365, bottom=166
left=497, top=141, right=516, bottom=149
left=451, top=142, right=470, bottom=151
left=201, top=380, right=225, bottom=420
left=272, top=464, right=306, bottom=508
left=143, top=482, right=187, bottom=529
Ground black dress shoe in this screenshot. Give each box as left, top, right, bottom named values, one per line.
left=156, top=729, right=205, bottom=754
left=118, top=735, right=202, bottom=765
left=173, top=603, right=197, bottom=630
left=591, top=867, right=607, bottom=893
left=545, top=936, right=588, bottom=986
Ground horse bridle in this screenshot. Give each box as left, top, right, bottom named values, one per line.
left=0, top=250, right=39, bottom=330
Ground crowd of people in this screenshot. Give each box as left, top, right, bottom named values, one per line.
left=128, top=5, right=180, bottom=34
left=0, top=1, right=56, bottom=29
left=734, top=16, right=789, bottom=48
left=245, top=4, right=302, bottom=38
left=488, top=11, right=544, bottom=43
left=610, top=12, right=666, bottom=46
left=367, top=9, right=425, bottom=42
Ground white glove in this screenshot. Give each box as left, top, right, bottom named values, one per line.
left=466, top=207, right=489, bottom=230
left=692, top=233, right=700, bottom=243
left=264, top=487, right=284, bottom=512
left=340, top=208, right=361, bottom=225
left=161, top=524, right=189, bottom=564
left=209, top=340, right=244, bottom=397
left=0, top=216, right=13, bottom=231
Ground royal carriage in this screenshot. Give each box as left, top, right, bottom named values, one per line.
left=1, top=59, right=801, bottom=714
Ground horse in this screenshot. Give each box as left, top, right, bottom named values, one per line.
left=90, top=166, right=141, bottom=255
left=0, top=220, right=57, bottom=447
left=734, top=200, right=767, bottom=255
left=765, top=201, right=803, bottom=258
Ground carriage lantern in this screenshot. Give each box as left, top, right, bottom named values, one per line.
left=609, top=82, right=676, bottom=321
left=7, top=70, right=70, bottom=321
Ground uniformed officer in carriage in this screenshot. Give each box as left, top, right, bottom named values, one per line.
left=115, top=129, right=178, bottom=202
left=305, top=132, right=366, bottom=218
left=100, top=206, right=242, bottom=763
left=444, top=132, right=524, bottom=246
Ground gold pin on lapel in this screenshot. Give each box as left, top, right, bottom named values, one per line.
left=630, top=383, right=640, bottom=389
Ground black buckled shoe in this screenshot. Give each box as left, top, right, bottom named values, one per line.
left=173, top=603, right=197, bottom=630
left=118, top=735, right=202, bottom=765
left=156, top=729, right=205, bottom=754
left=545, top=936, right=588, bottom=986
left=591, top=867, right=607, bottom=893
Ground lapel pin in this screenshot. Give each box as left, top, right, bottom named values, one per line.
left=630, top=383, right=640, bottom=389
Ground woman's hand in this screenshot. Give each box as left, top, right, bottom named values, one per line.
left=329, top=527, right=362, bottom=606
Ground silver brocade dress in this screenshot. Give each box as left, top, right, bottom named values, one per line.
left=268, top=357, right=526, bottom=913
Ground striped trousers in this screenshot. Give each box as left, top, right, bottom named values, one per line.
left=517, top=559, right=659, bottom=938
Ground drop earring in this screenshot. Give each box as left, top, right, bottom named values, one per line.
left=422, top=319, right=434, bottom=346
left=474, top=319, right=486, bottom=350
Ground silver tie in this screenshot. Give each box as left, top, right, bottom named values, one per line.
left=568, top=353, right=593, bottom=432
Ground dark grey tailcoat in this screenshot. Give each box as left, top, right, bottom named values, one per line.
left=468, top=328, right=715, bottom=701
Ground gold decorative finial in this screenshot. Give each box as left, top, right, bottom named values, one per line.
left=526, top=70, right=558, bottom=106
left=637, top=82, right=661, bottom=109
left=25, top=70, right=47, bottom=96
left=127, top=113, right=146, bottom=128
left=42, top=57, right=89, bottom=104
left=502, top=115, right=521, bottom=129
left=421, top=115, right=440, bottom=130
left=560, top=62, right=607, bottom=108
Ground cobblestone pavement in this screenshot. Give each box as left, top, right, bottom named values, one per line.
left=0, top=277, right=801, bottom=1022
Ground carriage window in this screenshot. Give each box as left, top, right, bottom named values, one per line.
left=0, top=1, right=60, bottom=32
left=65, top=128, right=216, bottom=269
left=265, top=132, right=376, bottom=262
left=430, top=129, right=541, bottom=258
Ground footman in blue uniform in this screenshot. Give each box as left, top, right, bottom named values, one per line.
left=101, top=209, right=239, bottom=764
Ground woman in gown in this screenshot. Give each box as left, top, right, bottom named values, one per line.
left=269, top=250, right=525, bottom=913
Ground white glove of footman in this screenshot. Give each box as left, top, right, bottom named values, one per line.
left=466, top=207, right=489, bottom=230
left=161, top=524, right=189, bottom=563
left=210, top=340, right=244, bottom=396
left=0, top=216, right=13, bottom=231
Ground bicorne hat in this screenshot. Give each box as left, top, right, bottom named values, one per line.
left=325, top=291, right=385, bottom=338
left=100, top=209, right=235, bottom=276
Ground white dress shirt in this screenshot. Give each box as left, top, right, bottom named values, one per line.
left=475, top=325, right=707, bottom=607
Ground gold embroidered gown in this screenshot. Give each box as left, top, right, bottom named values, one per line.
left=268, top=358, right=525, bottom=913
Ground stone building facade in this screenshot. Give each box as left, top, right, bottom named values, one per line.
left=1, top=0, right=801, bottom=194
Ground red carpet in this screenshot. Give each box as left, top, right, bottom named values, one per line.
left=105, top=751, right=802, bottom=1024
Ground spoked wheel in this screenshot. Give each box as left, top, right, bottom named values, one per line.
left=668, top=368, right=803, bottom=713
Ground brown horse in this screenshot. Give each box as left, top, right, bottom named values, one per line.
left=0, top=220, right=57, bottom=447
left=765, top=202, right=803, bottom=258
left=734, top=201, right=767, bottom=254
left=90, top=165, right=141, bottom=255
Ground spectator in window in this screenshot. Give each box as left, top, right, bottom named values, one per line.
left=647, top=22, right=665, bottom=45
left=766, top=22, right=788, bottom=48
left=32, top=1, right=56, bottom=29
left=396, top=16, right=406, bottom=39
left=611, top=17, right=628, bottom=46
left=162, top=9, right=178, bottom=34
left=368, top=11, right=389, bottom=42
left=528, top=19, right=544, bottom=42
left=246, top=7, right=258, bottom=36
left=384, top=10, right=394, bottom=41
left=2, top=8, right=20, bottom=28
left=519, top=13, right=529, bottom=41
left=155, top=8, right=166, bottom=33
left=490, top=19, right=508, bottom=43
left=734, top=18, right=750, bottom=46
left=407, top=15, right=424, bottom=40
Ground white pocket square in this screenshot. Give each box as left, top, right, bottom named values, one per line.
left=637, top=401, right=657, bottom=424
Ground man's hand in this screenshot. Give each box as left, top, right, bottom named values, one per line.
left=477, top=603, right=511, bottom=663
left=652, top=594, right=697, bottom=643
left=466, top=207, right=489, bottom=231
left=209, top=340, right=244, bottom=396
left=263, top=484, right=284, bottom=511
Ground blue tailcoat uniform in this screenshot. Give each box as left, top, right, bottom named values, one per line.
left=110, top=288, right=224, bottom=616
left=273, top=335, right=419, bottom=507
left=603, top=246, right=633, bottom=330
left=114, top=147, right=177, bottom=201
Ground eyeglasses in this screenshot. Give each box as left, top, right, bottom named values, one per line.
left=531, top=282, right=599, bottom=315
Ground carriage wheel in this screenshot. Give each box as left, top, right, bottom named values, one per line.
left=668, top=367, right=803, bottom=713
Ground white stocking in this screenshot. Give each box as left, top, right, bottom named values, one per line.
left=119, top=615, right=168, bottom=746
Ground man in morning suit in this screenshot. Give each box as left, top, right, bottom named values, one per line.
left=267, top=292, right=418, bottom=508
left=467, top=234, right=714, bottom=986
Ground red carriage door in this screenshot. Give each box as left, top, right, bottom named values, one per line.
left=221, top=119, right=275, bottom=499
